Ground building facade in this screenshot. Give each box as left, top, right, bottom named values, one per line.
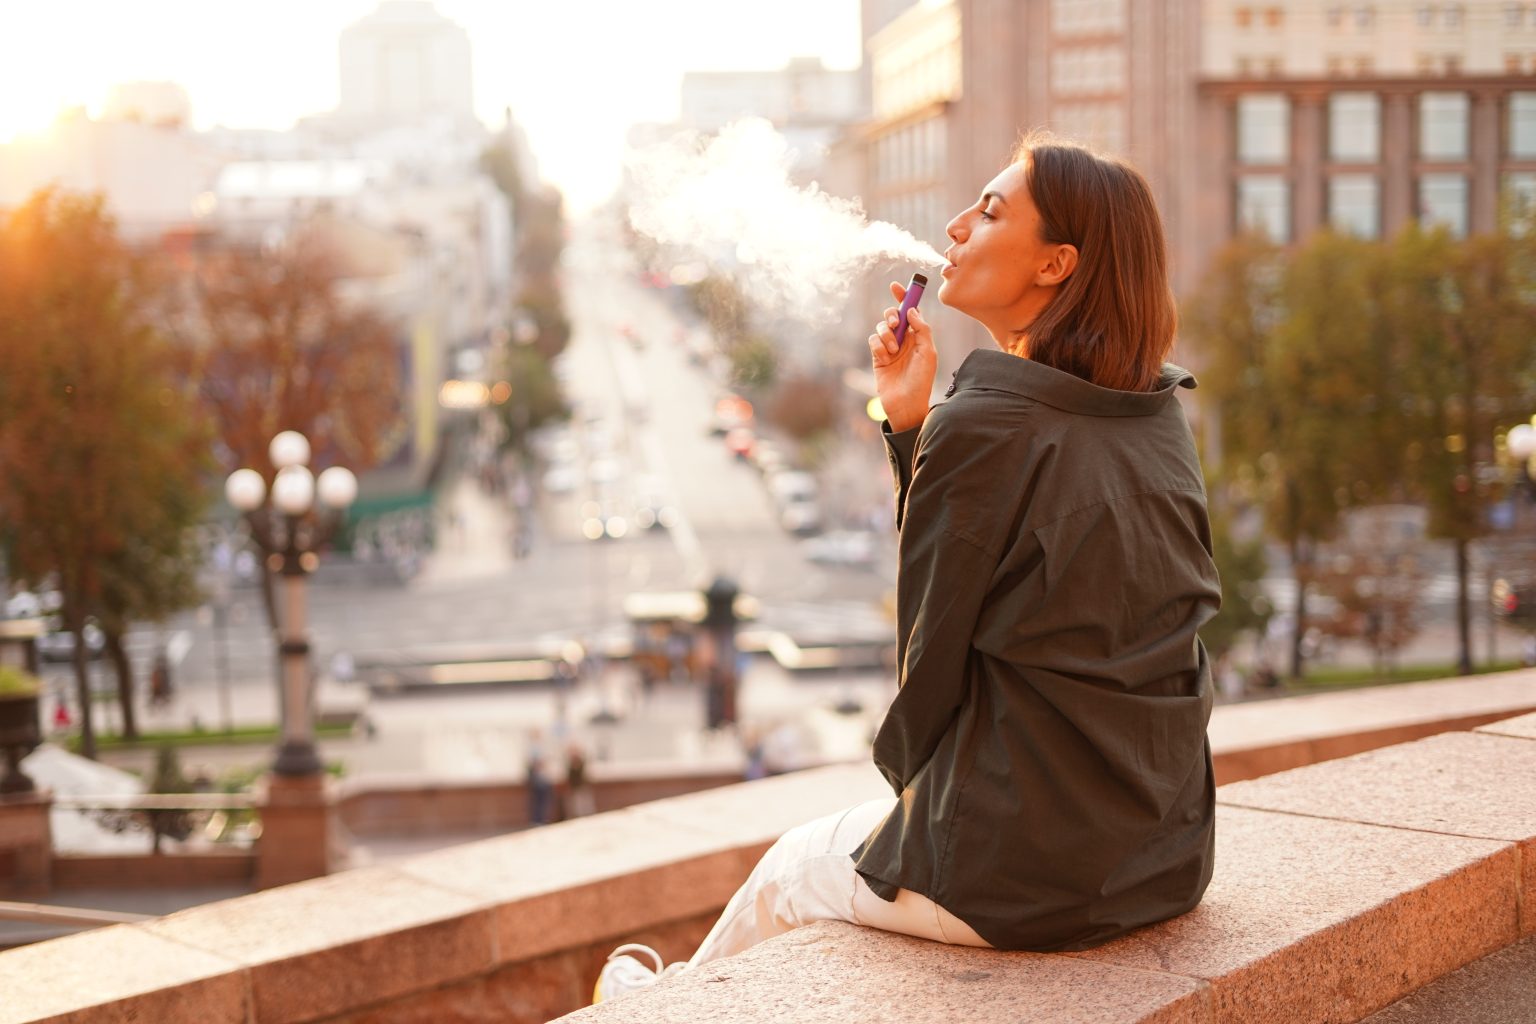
left=853, top=0, right=1536, bottom=367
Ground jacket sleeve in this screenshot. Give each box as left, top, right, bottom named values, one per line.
left=872, top=401, right=1012, bottom=793
left=880, top=420, right=920, bottom=531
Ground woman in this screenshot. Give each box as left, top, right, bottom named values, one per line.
left=597, top=133, right=1221, bottom=1001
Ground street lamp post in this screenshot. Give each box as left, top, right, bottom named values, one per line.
left=224, top=431, right=357, bottom=778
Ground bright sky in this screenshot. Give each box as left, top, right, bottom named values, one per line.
left=0, top=0, right=863, bottom=209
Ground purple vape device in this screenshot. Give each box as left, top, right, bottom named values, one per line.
left=894, top=272, right=927, bottom=348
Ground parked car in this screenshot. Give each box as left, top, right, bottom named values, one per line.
left=710, top=395, right=754, bottom=436
left=1492, top=577, right=1536, bottom=630
left=38, top=621, right=106, bottom=662
left=802, top=530, right=878, bottom=568
left=542, top=462, right=582, bottom=496
left=724, top=427, right=756, bottom=460
left=780, top=498, right=823, bottom=536
left=767, top=471, right=818, bottom=507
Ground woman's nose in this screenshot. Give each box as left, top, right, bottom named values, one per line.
left=946, top=215, right=966, bottom=242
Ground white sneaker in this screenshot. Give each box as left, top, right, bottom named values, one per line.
left=593, top=943, right=689, bottom=1003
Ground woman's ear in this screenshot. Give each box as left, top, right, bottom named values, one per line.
left=1037, top=244, right=1079, bottom=287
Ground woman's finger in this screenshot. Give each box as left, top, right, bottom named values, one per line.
left=889, top=281, right=906, bottom=302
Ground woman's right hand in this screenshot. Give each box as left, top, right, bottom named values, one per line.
left=868, top=280, right=938, bottom=433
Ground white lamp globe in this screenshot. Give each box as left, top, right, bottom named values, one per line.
left=271, top=465, right=316, bottom=516
left=317, top=466, right=359, bottom=509
left=1508, top=423, right=1536, bottom=460
left=269, top=431, right=311, bottom=470
left=224, top=468, right=267, bottom=512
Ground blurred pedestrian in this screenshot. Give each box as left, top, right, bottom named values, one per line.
left=565, top=743, right=595, bottom=818
left=526, top=731, right=553, bottom=826
left=149, top=652, right=173, bottom=707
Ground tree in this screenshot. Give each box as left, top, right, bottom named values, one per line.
left=0, top=189, right=213, bottom=755
left=165, top=232, right=404, bottom=479
left=1199, top=485, right=1272, bottom=665
left=1382, top=224, right=1536, bottom=673
left=495, top=343, right=570, bottom=457
left=162, top=231, right=404, bottom=631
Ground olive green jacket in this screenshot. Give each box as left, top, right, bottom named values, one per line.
left=851, top=348, right=1221, bottom=952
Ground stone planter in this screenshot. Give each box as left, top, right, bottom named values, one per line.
left=0, top=692, right=41, bottom=794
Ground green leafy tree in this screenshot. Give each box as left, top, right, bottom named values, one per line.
left=1382, top=224, right=1536, bottom=673
left=495, top=344, right=570, bottom=456
left=0, top=189, right=213, bottom=756
left=1200, top=489, right=1272, bottom=664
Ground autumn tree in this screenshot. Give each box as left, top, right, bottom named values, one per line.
left=165, top=232, right=403, bottom=479
left=160, top=231, right=404, bottom=629
left=0, top=189, right=213, bottom=754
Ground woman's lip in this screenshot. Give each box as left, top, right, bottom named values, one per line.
left=941, top=262, right=957, bottom=277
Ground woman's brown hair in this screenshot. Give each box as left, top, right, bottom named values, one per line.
left=1009, top=132, right=1176, bottom=393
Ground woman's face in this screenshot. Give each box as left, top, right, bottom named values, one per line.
left=938, top=160, right=1078, bottom=345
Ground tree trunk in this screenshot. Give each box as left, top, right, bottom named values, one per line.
left=1289, top=536, right=1309, bottom=681
left=1454, top=536, right=1473, bottom=675
left=103, top=629, right=138, bottom=740
left=68, top=610, right=96, bottom=760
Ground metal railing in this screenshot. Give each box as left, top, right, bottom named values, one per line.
left=52, top=793, right=261, bottom=852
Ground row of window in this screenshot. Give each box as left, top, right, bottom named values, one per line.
left=1238, top=91, right=1536, bottom=164
left=1236, top=171, right=1536, bottom=240
left=1236, top=51, right=1536, bottom=76
left=1049, top=0, right=1126, bottom=36
left=1238, top=4, right=1536, bottom=29
left=1050, top=46, right=1126, bottom=97
left=872, top=117, right=947, bottom=187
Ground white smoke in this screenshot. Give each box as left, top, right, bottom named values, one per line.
left=624, top=119, right=945, bottom=322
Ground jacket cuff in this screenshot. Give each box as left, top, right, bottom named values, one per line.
left=881, top=419, right=919, bottom=480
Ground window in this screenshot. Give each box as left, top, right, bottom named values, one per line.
left=1236, top=6, right=1253, bottom=28
left=1330, top=92, right=1381, bottom=162
left=1506, top=172, right=1536, bottom=212
left=1236, top=56, right=1254, bottom=76
left=1512, top=93, right=1536, bottom=158
left=1416, top=4, right=1434, bottom=27
left=1265, top=57, right=1284, bottom=77
left=1419, top=173, right=1468, bottom=236
left=1237, top=176, right=1290, bottom=241
left=1238, top=93, right=1290, bottom=163
left=1327, top=5, right=1345, bottom=27
left=1444, top=54, right=1462, bottom=75
left=1264, top=7, right=1284, bottom=27
left=1330, top=175, right=1381, bottom=237
left=1444, top=3, right=1463, bottom=27
left=1507, top=53, right=1526, bottom=73
left=1354, top=55, right=1375, bottom=75
left=1327, top=55, right=1346, bottom=76
left=1505, top=3, right=1525, bottom=29
left=1419, top=92, right=1469, bottom=159
left=1355, top=5, right=1376, bottom=29
left=1417, top=53, right=1436, bottom=74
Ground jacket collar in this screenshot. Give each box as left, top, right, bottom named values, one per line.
left=949, top=348, right=1197, bottom=418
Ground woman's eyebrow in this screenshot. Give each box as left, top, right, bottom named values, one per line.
left=982, top=191, right=1008, bottom=205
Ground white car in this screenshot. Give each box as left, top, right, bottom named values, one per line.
left=802, top=530, right=878, bottom=568
left=780, top=499, right=823, bottom=536
left=542, top=463, right=582, bottom=495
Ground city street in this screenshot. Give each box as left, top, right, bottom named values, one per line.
left=33, top=212, right=1535, bottom=785
left=48, top=210, right=899, bottom=781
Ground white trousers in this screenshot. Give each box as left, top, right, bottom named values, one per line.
left=688, top=797, right=991, bottom=966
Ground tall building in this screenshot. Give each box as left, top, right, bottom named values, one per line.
left=337, top=0, right=475, bottom=125
left=853, top=0, right=1536, bottom=365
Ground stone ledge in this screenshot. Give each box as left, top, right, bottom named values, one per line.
left=1208, top=668, right=1536, bottom=782
left=555, top=704, right=1536, bottom=1024
left=0, top=765, right=889, bottom=1024
left=562, top=921, right=1212, bottom=1024
left=5, top=673, right=1536, bottom=1024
